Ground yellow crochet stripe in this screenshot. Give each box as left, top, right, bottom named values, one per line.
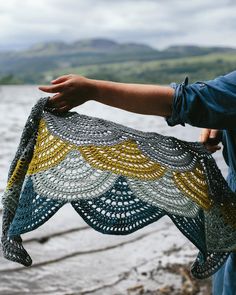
left=79, top=141, right=166, bottom=180
left=8, top=118, right=213, bottom=211
left=27, top=119, right=75, bottom=175
left=26, top=119, right=166, bottom=181
left=173, top=165, right=212, bottom=210
left=7, top=158, right=27, bottom=189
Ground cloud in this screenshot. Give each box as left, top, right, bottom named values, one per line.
left=0, top=0, right=235, bottom=51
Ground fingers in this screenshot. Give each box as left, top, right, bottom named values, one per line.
left=38, top=82, right=66, bottom=93
left=199, top=128, right=222, bottom=154
left=46, top=92, right=72, bottom=113
left=46, top=93, right=68, bottom=108
left=204, top=144, right=221, bottom=153
left=199, top=129, right=220, bottom=143
left=207, top=129, right=221, bottom=145
left=57, top=105, right=71, bottom=113
left=209, top=129, right=219, bottom=138
left=199, top=129, right=211, bottom=143
left=51, top=75, right=71, bottom=84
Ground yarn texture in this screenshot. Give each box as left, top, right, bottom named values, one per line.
left=1, top=97, right=236, bottom=279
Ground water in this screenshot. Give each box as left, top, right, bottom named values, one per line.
left=0, top=85, right=227, bottom=203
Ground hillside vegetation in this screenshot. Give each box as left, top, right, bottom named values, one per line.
left=0, top=38, right=236, bottom=85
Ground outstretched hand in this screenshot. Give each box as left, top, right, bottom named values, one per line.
left=38, top=74, right=96, bottom=112
left=39, top=73, right=174, bottom=117
left=199, top=128, right=222, bottom=153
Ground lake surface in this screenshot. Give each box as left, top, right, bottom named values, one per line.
left=0, top=85, right=227, bottom=295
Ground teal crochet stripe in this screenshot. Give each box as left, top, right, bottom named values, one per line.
left=8, top=177, right=66, bottom=237
left=8, top=174, right=227, bottom=279
left=72, top=176, right=165, bottom=235
left=9, top=174, right=207, bottom=256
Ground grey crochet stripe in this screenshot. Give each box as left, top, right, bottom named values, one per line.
left=30, top=149, right=199, bottom=218
left=201, top=158, right=234, bottom=204
left=1, top=97, right=49, bottom=266
left=128, top=172, right=200, bottom=218
left=8, top=98, right=50, bottom=179
left=44, top=111, right=210, bottom=172
left=2, top=97, right=49, bottom=213
left=31, top=150, right=118, bottom=200
left=205, top=205, right=236, bottom=252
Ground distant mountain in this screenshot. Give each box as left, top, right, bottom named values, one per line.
left=165, top=45, right=236, bottom=56
left=14, top=38, right=156, bottom=57
left=0, top=38, right=236, bottom=84
left=0, top=38, right=158, bottom=79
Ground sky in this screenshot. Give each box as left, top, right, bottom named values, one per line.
left=0, top=0, right=235, bottom=51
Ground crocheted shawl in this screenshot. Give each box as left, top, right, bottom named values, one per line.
left=1, top=97, right=236, bottom=279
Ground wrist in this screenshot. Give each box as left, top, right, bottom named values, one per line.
left=89, top=79, right=115, bottom=103
left=87, top=79, right=102, bottom=101
left=83, top=78, right=97, bottom=101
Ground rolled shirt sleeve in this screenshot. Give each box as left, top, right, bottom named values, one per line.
left=166, top=71, right=236, bottom=129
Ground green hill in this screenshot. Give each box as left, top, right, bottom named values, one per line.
left=0, top=38, right=236, bottom=84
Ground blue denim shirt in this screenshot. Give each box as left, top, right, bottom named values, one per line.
left=166, top=70, right=236, bottom=191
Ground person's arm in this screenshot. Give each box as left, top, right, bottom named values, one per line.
left=39, top=71, right=236, bottom=130
left=39, top=74, right=174, bottom=117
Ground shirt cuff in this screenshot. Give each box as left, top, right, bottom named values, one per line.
left=165, top=77, right=188, bottom=127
